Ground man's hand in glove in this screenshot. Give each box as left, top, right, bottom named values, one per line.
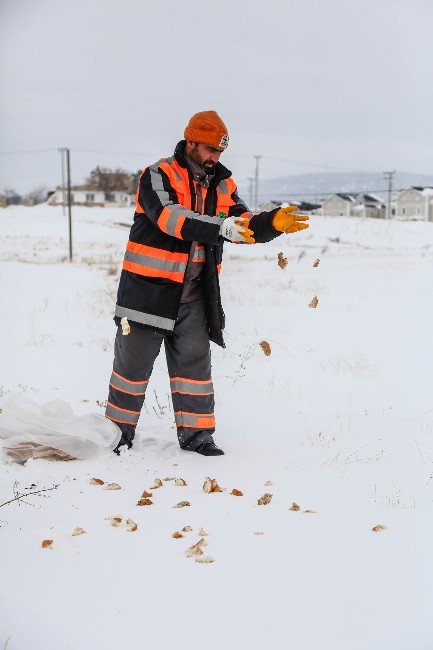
left=220, top=216, right=255, bottom=243
left=273, top=205, right=310, bottom=234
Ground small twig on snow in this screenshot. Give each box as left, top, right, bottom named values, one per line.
left=0, top=483, right=60, bottom=509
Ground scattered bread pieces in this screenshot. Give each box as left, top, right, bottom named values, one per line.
left=372, top=524, right=388, bottom=532
left=126, top=518, right=138, bottom=532
left=231, top=489, right=243, bottom=496
left=104, top=483, right=121, bottom=490
left=303, top=509, right=317, bottom=514
left=90, top=478, right=104, bottom=485
left=198, top=528, right=208, bottom=537
left=195, top=555, right=215, bottom=564
left=172, top=531, right=184, bottom=539
left=203, top=478, right=223, bottom=494
left=290, top=502, right=301, bottom=511
left=109, top=516, right=122, bottom=527
left=137, top=498, right=153, bottom=506
left=186, top=545, right=203, bottom=558
left=173, top=501, right=190, bottom=508
left=309, top=296, right=318, bottom=309
left=72, top=527, right=86, bottom=536
left=253, top=531, right=264, bottom=536
left=141, top=490, right=152, bottom=498
left=264, top=480, right=274, bottom=486
left=150, top=478, right=163, bottom=489
left=182, top=525, right=193, bottom=533
left=313, top=258, right=320, bottom=268
left=41, top=539, right=53, bottom=549
left=175, top=478, right=187, bottom=486
left=120, top=317, right=130, bottom=335
left=259, top=341, right=271, bottom=356
left=258, top=493, right=273, bottom=506
left=277, top=252, right=288, bottom=270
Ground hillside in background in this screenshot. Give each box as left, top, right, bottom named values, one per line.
left=239, top=171, right=433, bottom=205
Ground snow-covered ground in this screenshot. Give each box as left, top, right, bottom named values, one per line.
left=1, top=205, right=433, bottom=650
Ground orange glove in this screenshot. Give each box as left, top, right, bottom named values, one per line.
left=273, top=205, right=309, bottom=234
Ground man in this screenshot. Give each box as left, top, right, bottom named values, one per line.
left=105, top=110, right=309, bottom=456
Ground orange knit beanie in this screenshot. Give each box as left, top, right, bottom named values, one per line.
left=184, top=110, right=229, bottom=150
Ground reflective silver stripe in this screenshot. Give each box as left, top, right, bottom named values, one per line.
left=110, top=371, right=148, bottom=395
left=174, top=412, right=215, bottom=428
left=149, top=161, right=173, bottom=207
left=124, top=250, right=187, bottom=274
left=115, top=305, right=175, bottom=331
left=218, top=179, right=229, bottom=194
left=164, top=206, right=224, bottom=233
left=192, top=248, right=205, bottom=262
left=105, top=403, right=140, bottom=424
left=165, top=206, right=186, bottom=236
left=171, top=379, right=213, bottom=395
left=188, top=212, right=224, bottom=225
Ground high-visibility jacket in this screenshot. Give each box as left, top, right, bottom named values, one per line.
left=115, top=140, right=280, bottom=347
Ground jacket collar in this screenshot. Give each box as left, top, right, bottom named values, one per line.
left=174, top=140, right=232, bottom=183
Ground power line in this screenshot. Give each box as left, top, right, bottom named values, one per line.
left=0, top=148, right=58, bottom=156
left=0, top=146, right=375, bottom=174
left=261, top=188, right=407, bottom=198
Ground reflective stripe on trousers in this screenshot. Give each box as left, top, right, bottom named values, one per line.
left=105, top=300, right=215, bottom=450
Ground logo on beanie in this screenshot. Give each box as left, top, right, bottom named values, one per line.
left=219, top=134, right=229, bottom=149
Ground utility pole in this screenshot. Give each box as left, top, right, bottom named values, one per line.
left=383, top=170, right=396, bottom=219
left=253, top=155, right=261, bottom=211
left=59, top=147, right=73, bottom=261
left=247, top=177, right=254, bottom=209
left=58, top=148, right=66, bottom=215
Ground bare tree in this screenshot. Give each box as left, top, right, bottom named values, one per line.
left=3, top=188, right=22, bottom=206
left=23, top=185, right=49, bottom=205
left=86, top=166, right=132, bottom=192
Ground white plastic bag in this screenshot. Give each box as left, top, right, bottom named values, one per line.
left=0, top=392, right=121, bottom=463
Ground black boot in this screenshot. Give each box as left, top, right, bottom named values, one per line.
left=195, top=441, right=224, bottom=456
left=113, top=424, right=136, bottom=455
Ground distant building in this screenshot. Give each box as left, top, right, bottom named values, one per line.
left=258, top=199, right=321, bottom=213
left=395, top=187, right=433, bottom=221
left=322, top=193, right=385, bottom=218
left=48, top=186, right=134, bottom=208
left=258, top=200, right=282, bottom=211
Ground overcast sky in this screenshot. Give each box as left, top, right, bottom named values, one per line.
left=1, top=0, right=432, bottom=194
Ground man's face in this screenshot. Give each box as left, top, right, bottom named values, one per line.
left=186, top=142, right=222, bottom=173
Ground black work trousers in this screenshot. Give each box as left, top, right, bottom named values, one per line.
left=105, top=300, right=215, bottom=450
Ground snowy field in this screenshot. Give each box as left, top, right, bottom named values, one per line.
left=1, top=205, right=433, bottom=650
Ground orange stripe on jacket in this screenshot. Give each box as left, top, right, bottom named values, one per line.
left=174, top=215, right=186, bottom=238
left=126, top=241, right=188, bottom=263
left=157, top=206, right=172, bottom=234
left=123, top=260, right=184, bottom=283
